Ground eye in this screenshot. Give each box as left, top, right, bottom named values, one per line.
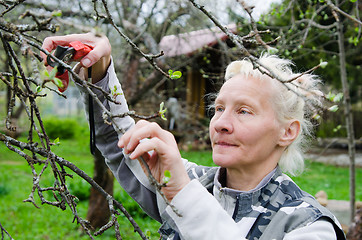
left=215, top=106, right=224, bottom=112
left=238, top=108, right=251, bottom=115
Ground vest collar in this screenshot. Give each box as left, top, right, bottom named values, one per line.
left=213, top=166, right=283, bottom=220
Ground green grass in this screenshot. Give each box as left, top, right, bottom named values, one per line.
left=0, top=137, right=361, bottom=239
left=292, top=160, right=362, bottom=201
left=0, top=136, right=161, bottom=240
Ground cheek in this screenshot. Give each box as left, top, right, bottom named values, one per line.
left=236, top=120, right=278, bottom=145
left=234, top=128, right=256, bottom=145
left=209, top=124, right=215, bottom=144
left=209, top=118, right=216, bottom=137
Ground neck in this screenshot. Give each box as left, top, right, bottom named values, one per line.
left=224, top=145, right=285, bottom=191
left=226, top=162, right=278, bottom=191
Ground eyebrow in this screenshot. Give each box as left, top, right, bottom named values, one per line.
left=214, top=94, right=261, bottom=111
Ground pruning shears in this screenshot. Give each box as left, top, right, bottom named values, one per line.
left=47, top=41, right=93, bottom=92
left=47, top=41, right=96, bottom=155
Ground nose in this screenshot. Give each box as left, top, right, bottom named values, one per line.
left=212, top=110, right=234, bottom=133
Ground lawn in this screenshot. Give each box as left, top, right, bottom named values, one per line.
left=0, top=136, right=361, bottom=239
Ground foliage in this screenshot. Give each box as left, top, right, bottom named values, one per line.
left=42, top=117, right=82, bottom=140
left=316, top=119, right=346, bottom=138
left=229, top=0, right=362, bottom=103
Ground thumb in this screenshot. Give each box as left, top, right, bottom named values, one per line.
left=80, top=36, right=111, bottom=68
left=80, top=57, right=93, bottom=68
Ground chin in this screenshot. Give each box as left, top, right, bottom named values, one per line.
left=212, top=152, right=236, bottom=168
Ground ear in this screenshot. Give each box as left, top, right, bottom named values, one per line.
left=278, top=120, right=301, bottom=147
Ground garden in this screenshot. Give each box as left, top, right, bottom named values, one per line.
left=1, top=0, right=361, bottom=239
left=0, top=119, right=361, bottom=239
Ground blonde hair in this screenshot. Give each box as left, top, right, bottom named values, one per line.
left=224, top=54, right=323, bottom=176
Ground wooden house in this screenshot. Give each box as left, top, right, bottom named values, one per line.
left=159, top=24, right=237, bottom=120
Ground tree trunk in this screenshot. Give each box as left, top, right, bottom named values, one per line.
left=4, top=57, right=25, bottom=139
left=87, top=147, right=114, bottom=229
left=123, top=57, right=140, bottom=100
left=347, top=208, right=362, bottom=240
left=336, top=16, right=356, bottom=223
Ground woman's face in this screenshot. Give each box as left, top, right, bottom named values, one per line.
left=209, top=74, right=285, bottom=171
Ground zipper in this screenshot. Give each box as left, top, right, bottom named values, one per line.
left=232, top=195, right=239, bottom=220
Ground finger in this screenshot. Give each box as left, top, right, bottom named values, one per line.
left=81, top=36, right=111, bottom=68
left=118, top=120, right=150, bottom=150
left=129, top=137, right=161, bottom=160
left=125, top=122, right=168, bottom=155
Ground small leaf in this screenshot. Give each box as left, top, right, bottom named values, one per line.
left=36, top=86, right=42, bottom=93
left=162, top=170, right=171, bottom=184
left=328, top=105, right=339, bottom=112
left=145, top=230, right=151, bottom=239
left=53, top=77, right=64, bottom=88
left=164, top=170, right=171, bottom=178
left=111, top=85, right=122, bottom=98
left=171, top=71, right=182, bottom=79
left=158, top=102, right=167, bottom=121
left=326, top=91, right=334, bottom=101
left=43, top=69, right=50, bottom=78
left=159, top=102, right=164, bottom=112
left=333, top=93, right=343, bottom=102
left=54, top=137, right=61, bottom=146
left=51, top=10, right=62, bottom=17
left=168, top=69, right=182, bottom=80
left=312, top=113, right=321, bottom=120
left=160, top=115, right=167, bottom=121
left=267, top=47, right=279, bottom=55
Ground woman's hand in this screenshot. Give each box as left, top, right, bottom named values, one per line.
left=41, top=32, right=111, bottom=83
left=118, top=120, right=190, bottom=201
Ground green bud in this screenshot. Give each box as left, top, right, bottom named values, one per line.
left=319, top=61, right=328, bottom=68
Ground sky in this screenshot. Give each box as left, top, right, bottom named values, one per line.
left=251, top=0, right=283, bottom=19
left=198, top=0, right=283, bottom=23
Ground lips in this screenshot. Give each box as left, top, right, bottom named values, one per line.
left=215, top=141, right=238, bottom=147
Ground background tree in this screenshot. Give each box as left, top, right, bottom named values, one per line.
left=1, top=0, right=358, bottom=238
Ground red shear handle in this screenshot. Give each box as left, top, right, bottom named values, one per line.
left=57, top=41, right=93, bottom=92
left=69, top=41, right=93, bottom=61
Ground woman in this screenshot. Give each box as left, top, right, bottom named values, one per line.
left=42, top=33, right=345, bottom=240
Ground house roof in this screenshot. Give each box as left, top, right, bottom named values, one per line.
left=159, top=24, right=237, bottom=57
